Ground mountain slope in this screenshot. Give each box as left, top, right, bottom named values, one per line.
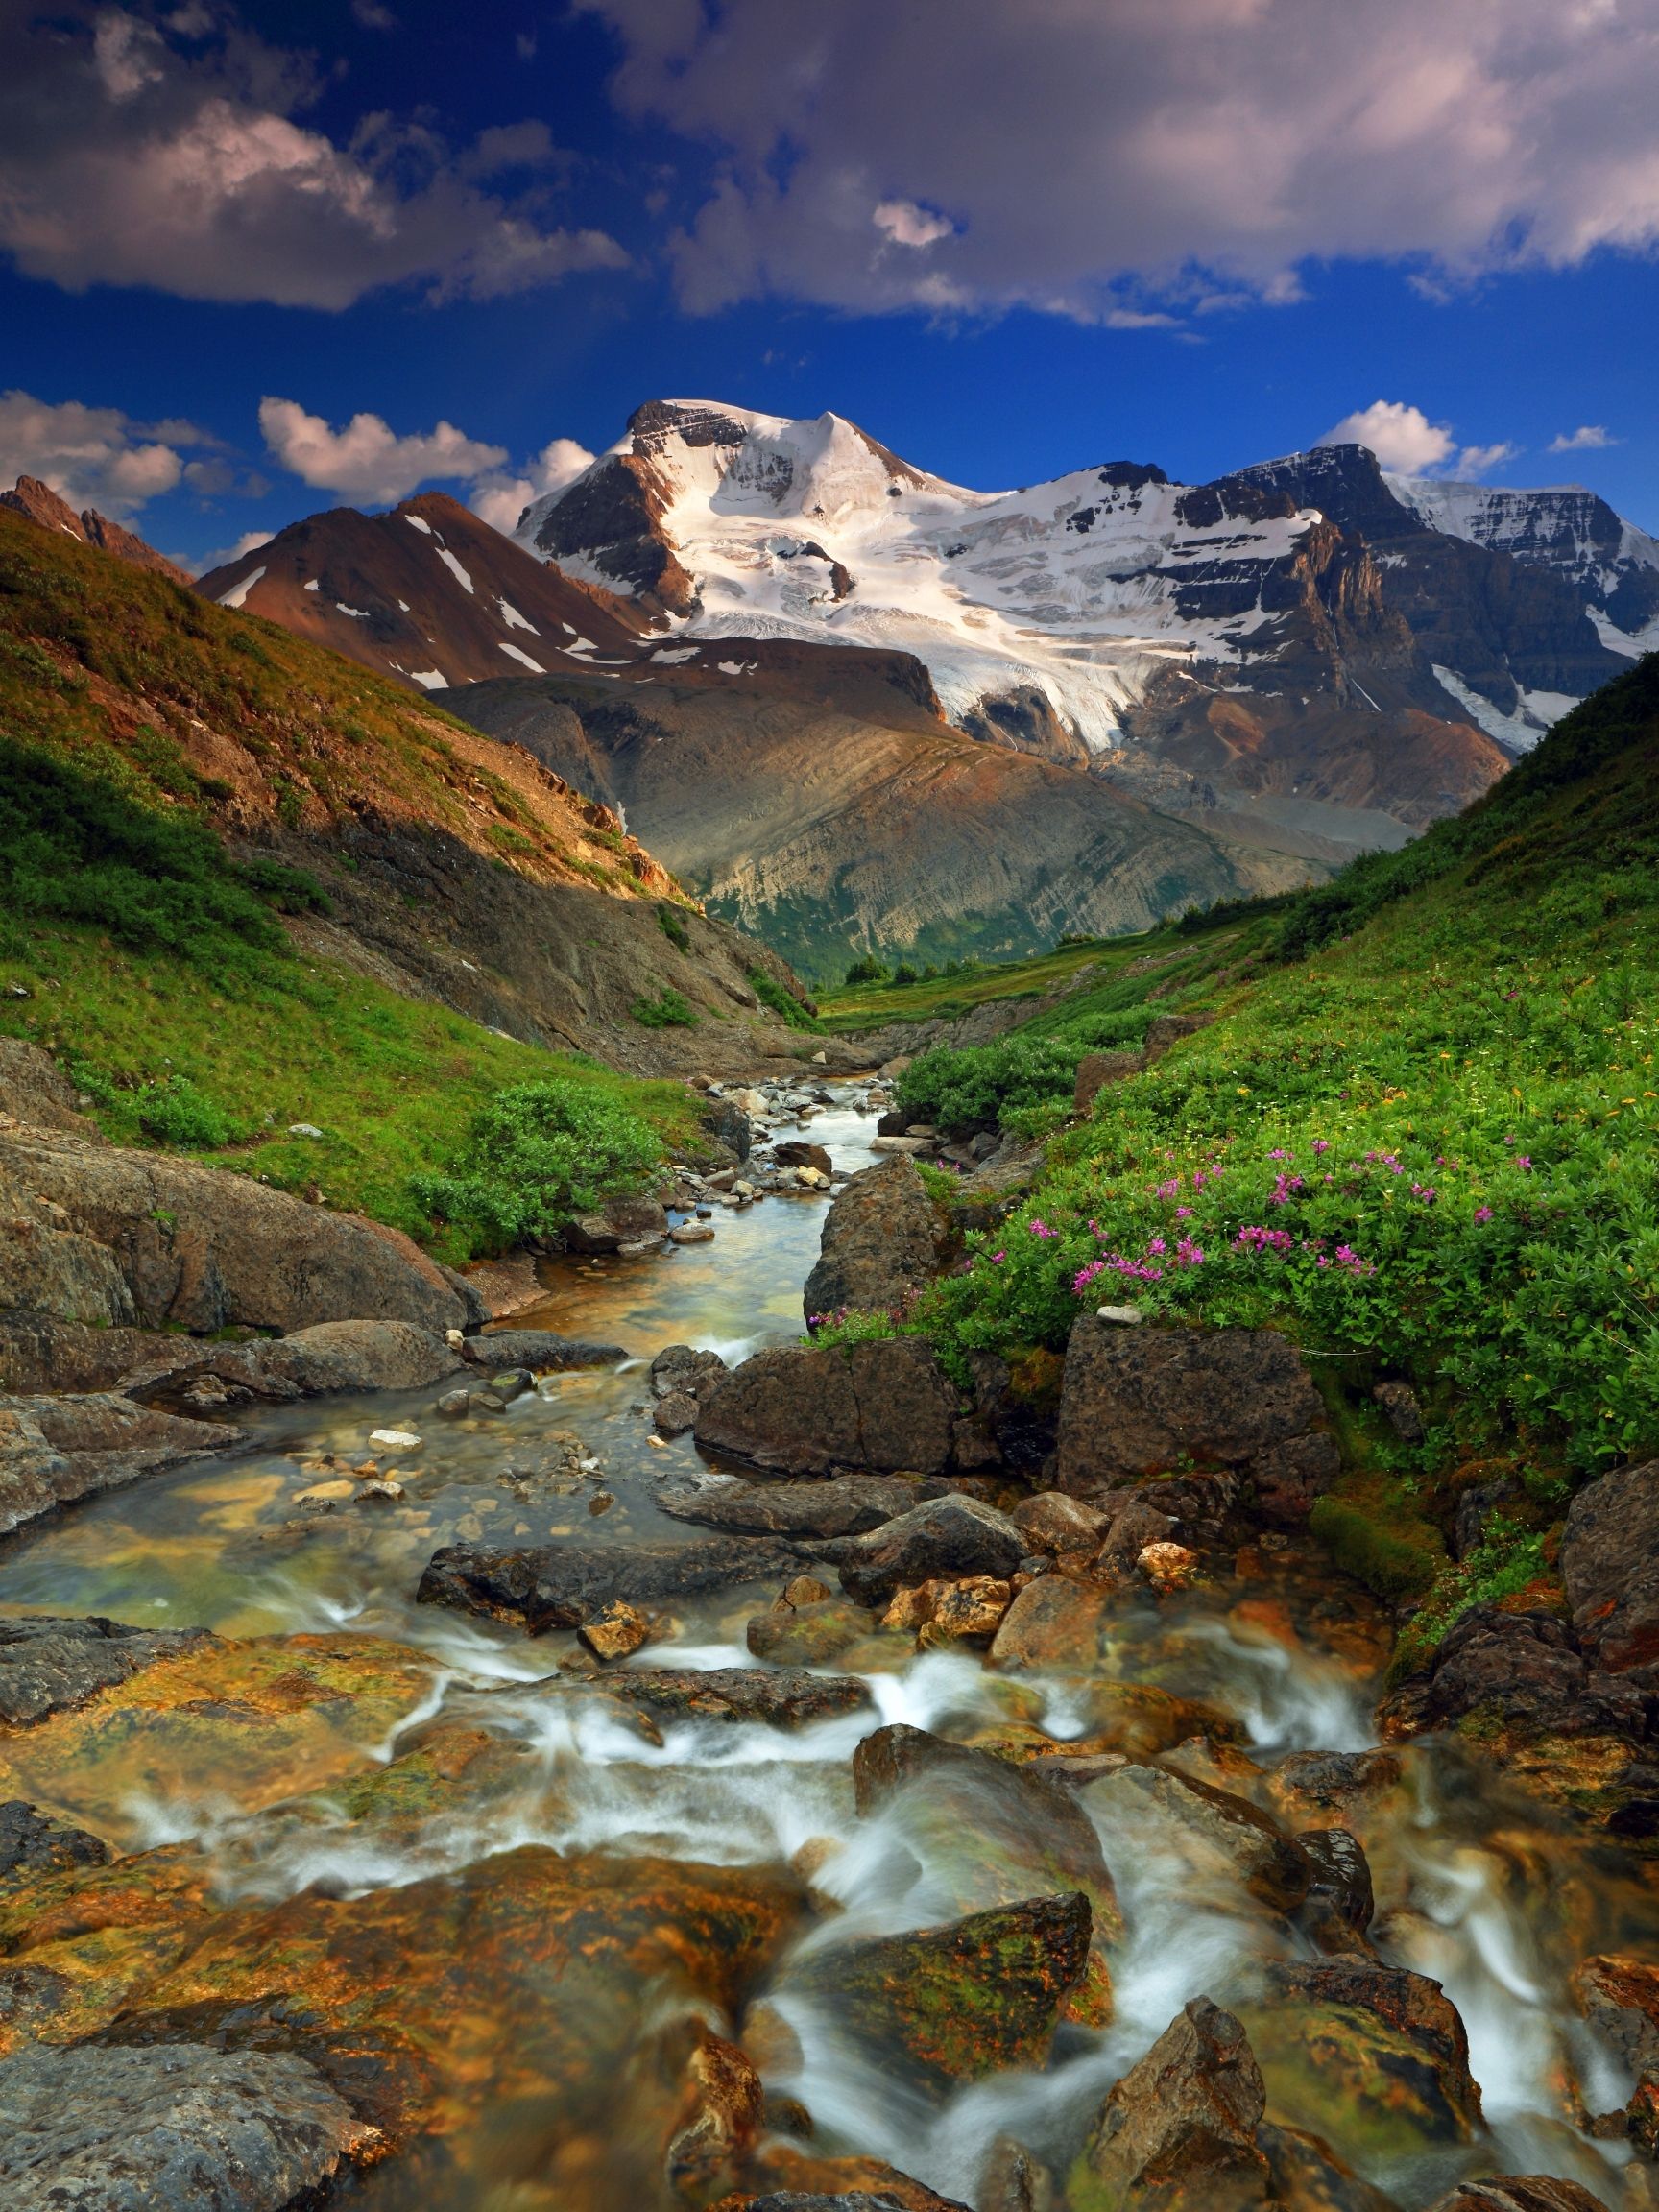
left=441, top=663, right=1293, bottom=978
left=195, top=492, right=652, bottom=692
left=1, top=474, right=191, bottom=587
left=0, top=506, right=819, bottom=1075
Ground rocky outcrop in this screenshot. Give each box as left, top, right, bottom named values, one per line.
left=0, top=1614, right=216, bottom=1727
left=0, top=1394, right=242, bottom=1539
left=0, top=1126, right=468, bottom=1336
left=1068, top=1997, right=1272, bottom=2210
left=1, top=475, right=191, bottom=586
left=1561, top=1459, right=1659, bottom=1671
left=565, top=1193, right=670, bottom=1254
left=0, top=1797, right=111, bottom=1887
left=0, top=2041, right=377, bottom=2212
left=781, top=1894, right=1093, bottom=2092
left=837, top=1496, right=1026, bottom=1607
left=463, top=1330, right=629, bottom=1371
left=658, top=1474, right=920, bottom=1538
left=597, top=1667, right=871, bottom=1730
left=1054, top=1320, right=1338, bottom=1514
left=0, top=1038, right=96, bottom=1134
left=802, top=1155, right=949, bottom=1324
left=693, top=1338, right=961, bottom=1479
left=1426, top=2184, right=1612, bottom=2212
left=416, top=1534, right=803, bottom=1633
left=118, top=1321, right=464, bottom=1414
left=1382, top=1606, right=1652, bottom=1744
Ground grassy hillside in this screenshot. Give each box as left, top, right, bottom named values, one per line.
left=0, top=507, right=683, bottom=903
left=878, top=655, right=1659, bottom=1626
left=0, top=517, right=731, bottom=1257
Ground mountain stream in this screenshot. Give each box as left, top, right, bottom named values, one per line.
left=1, top=1090, right=1655, bottom=2211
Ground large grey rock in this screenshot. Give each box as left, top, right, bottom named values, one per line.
left=1079, top=1764, right=1311, bottom=1911
left=0, top=1614, right=217, bottom=1727
left=0, top=1394, right=242, bottom=1539
left=837, top=1494, right=1025, bottom=1607
left=460, top=1330, right=628, bottom=1371
left=565, top=1193, right=670, bottom=1253
left=1070, top=1996, right=1270, bottom=2210
left=120, top=1321, right=464, bottom=1414
left=0, top=2041, right=374, bottom=2210
left=0, top=1313, right=188, bottom=1396
left=1561, top=1458, right=1659, bottom=1671
left=0, top=1037, right=96, bottom=1135
left=1382, top=1605, right=1649, bottom=1744
left=1055, top=1319, right=1337, bottom=1513
left=0, top=1125, right=467, bottom=1334
left=802, top=1154, right=949, bottom=1325
left=417, top=1534, right=802, bottom=1632
left=658, top=1474, right=921, bottom=1539
left=597, top=1667, right=872, bottom=1729
left=0, top=1798, right=111, bottom=1887
left=694, top=1337, right=959, bottom=1478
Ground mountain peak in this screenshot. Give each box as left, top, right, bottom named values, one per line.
left=0, top=475, right=191, bottom=587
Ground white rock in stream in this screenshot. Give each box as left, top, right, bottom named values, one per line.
left=369, top=1428, right=422, bottom=1449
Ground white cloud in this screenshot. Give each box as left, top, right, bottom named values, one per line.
left=1318, top=400, right=1455, bottom=474
left=581, top=0, right=1659, bottom=318
left=873, top=200, right=954, bottom=249
left=1550, top=424, right=1615, bottom=453
left=228, top=527, right=273, bottom=557
left=0, top=7, right=627, bottom=310
left=469, top=439, right=597, bottom=533
left=259, top=397, right=508, bottom=505
left=1455, top=440, right=1518, bottom=477
left=0, top=387, right=216, bottom=515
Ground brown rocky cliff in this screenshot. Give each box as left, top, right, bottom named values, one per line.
left=0, top=476, right=190, bottom=588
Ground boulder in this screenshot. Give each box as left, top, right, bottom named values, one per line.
left=1142, top=1012, right=1214, bottom=1061
left=849, top=1724, right=1122, bottom=1994
left=0, top=1313, right=186, bottom=1396
left=747, top=1598, right=870, bottom=1666
left=702, top=1097, right=753, bottom=1162
left=694, top=1338, right=960, bottom=1479
left=0, top=1393, right=242, bottom=1539
left=416, top=1535, right=803, bottom=1632
left=1296, top=1827, right=1375, bottom=1942
left=651, top=1344, right=731, bottom=1401
left=1074, top=1049, right=1143, bottom=1114
left=0, top=1037, right=98, bottom=1135
left=461, top=1329, right=627, bottom=1370
left=1382, top=1607, right=1649, bottom=1743
left=1011, top=1491, right=1111, bottom=1556
left=0, top=2042, right=376, bottom=2212
left=565, top=1194, right=670, bottom=1253
left=0, top=1797, right=111, bottom=1887
left=990, top=1575, right=1116, bottom=1671
left=120, top=1321, right=465, bottom=1412
left=781, top=1893, right=1092, bottom=2091
left=802, top=1156, right=949, bottom=1324
left=838, top=1495, right=1025, bottom=1607
left=1427, top=2187, right=1610, bottom=2212
left=1561, top=1459, right=1659, bottom=1671
left=1372, top=1381, right=1426, bottom=1444
left=1239, top=1959, right=1483, bottom=2155
left=1055, top=1319, right=1338, bottom=1509
left=659, top=1475, right=920, bottom=1539
left=1257, top=2123, right=1399, bottom=2212
left=0, top=1125, right=467, bottom=1334
left=666, top=2024, right=765, bottom=2202
left=599, top=1667, right=872, bottom=1729
left=1262, top=1750, right=1404, bottom=1832
left=0, top=1614, right=217, bottom=1728
left=1080, top=1764, right=1312, bottom=1911
left=774, top=1141, right=833, bottom=1175
left=1068, top=1996, right=1271, bottom=2211
left=1572, top=1954, right=1659, bottom=2077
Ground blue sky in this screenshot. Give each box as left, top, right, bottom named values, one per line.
left=3, top=0, right=1657, bottom=568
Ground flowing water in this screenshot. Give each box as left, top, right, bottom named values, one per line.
left=2, top=1088, right=1655, bottom=2210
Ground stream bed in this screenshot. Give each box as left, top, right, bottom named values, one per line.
left=1, top=1088, right=1656, bottom=2211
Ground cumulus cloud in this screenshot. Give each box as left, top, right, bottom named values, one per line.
left=873, top=200, right=954, bottom=250
left=0, top=387, right=221, bottom=515
left=1550, top=424, right=1616, bottom=452
left=1318, top=401, right=1519, bottom=479
left=1319, top=401, right=1455, bottom=474
left=0, top=6, right=627, bottom=309
left=469, top=438, right=597, bottom=534
left=259, top=398, right=508, bottom=505
left=581, top=0, right=1659, bottom=318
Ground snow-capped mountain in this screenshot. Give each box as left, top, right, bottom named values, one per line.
left=517, top=400, right=1645, bottom=796
left=1388, top=476, right=1659, bottom=662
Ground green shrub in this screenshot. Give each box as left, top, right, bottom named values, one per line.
left=0, top=734, right=321, bottom=975
left=631, top=986, right=699, bottom=1028
left=749, top=969, right=826, bottom=1032
left=804, top=1308, right=902, bottom=1345
left=135, top=1074, right=238, bottom=1149
left=844, top=954, right=888, bottom=986
left=892, top=962, right=920, bottom=986
left=658, top=903, right=691, bottom=951
left=897, top=1007, right=1156, bottom=1134
left=410, top=1079, right=663, bottom=1249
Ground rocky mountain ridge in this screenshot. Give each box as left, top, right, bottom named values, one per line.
left=0, top=474, right=191, bottom=587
